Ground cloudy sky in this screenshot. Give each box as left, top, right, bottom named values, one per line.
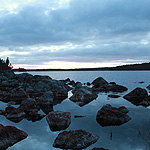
left=0, top=0, right=150, bottom=69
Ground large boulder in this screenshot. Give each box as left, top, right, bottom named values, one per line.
left=0, top=124, right=28, bottom=150
left=53, top=129, right=99, bottom=149
left=123, top=87, right=148, bottom=105
left=96, top=104, right=131, bottom=127
left=46, top=111, right=71, bottom=131
left=69, top=87, right=98, bottom=106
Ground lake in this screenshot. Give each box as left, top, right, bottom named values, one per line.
left=2, top=71, right=150, bottom=150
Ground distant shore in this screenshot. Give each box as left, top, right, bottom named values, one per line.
left=13, top=62, right=150, bottom=72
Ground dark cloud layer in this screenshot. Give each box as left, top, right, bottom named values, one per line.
left=0, top=0, right=150, bottom=68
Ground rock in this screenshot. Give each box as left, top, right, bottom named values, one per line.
left=108, top=94, right=120, bottom=98
left=68, top=80, right=75, bottom=87
left=123, top=87, right=148, bottom=105
left=74, top=115, right=85, bottom=118
left=92, top=148, right=109, bottom=150
left=5, top=106, right=25, bottom=123
left=87, top=82, right=91, bottom=86
left=146, top=84, right=150, bottom=90
left=139, top=96, right=150, bottom=107
left=16, top=73, right=33, bottom=83
left=92, top=77, right=108, bottom=91
left=53, top=129, right=99, bottom=149
left=0, top=124, right=28, bottom=150
left=38, top=91, right=53, bottom=114
left=46, top=111, right=71, bottom=131
left=19, top=98, right=39, bottom=113
left=139, top=81, right=144, bottom=84
left=0, top=87, right=28, bottom=104
left=70, top=87, right=98, bottom=106
left=96, top=104, right=131, bottom=127
left=92, top=77, right=108, bottom=87
left=0, top=110, right=5, bottom=115
left=25, top=111, right=45, bottom=122
left=106, top=84, right=128, bottom=93
left=118, top=106, right=129, bottom=113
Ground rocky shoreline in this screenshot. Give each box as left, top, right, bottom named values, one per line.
left=0, top=70, right=150, bottom=149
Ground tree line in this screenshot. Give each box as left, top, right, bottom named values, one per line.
left=0, top=57, right=13, bottom=71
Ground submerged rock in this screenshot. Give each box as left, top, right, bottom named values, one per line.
left=46, top=111, right=71, bottom=131
left=53, top=129, right=99, bottom=149
left=123, top=87, right=148, bottom=106
left=0, top=124, right=28, bottom=150
left=69, top=87, right=98, bottom=106
left=96, top=104, right=131, bottom=127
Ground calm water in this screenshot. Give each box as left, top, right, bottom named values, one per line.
left=2, top=71, right=150, bottom=150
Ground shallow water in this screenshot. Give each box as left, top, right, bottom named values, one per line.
left=4, top=71, right=150, bottom=150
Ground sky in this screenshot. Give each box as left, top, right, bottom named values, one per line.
left=0, top=0, right=150, bottom=69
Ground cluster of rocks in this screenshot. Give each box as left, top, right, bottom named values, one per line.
left=0, top=71, right=133, bottom=149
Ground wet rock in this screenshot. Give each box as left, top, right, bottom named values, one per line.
left=92, top=77, right=108, bottom=91
left=38, top=91, right=53, bottom=114
left=74, top=115, right=85, bottom=118
left=19, top=98, right=39, bottom=113
left=68, top=80, right=76, bottom=87
left=46, top=111, right=71, bottom=131
left=139, top=81, right=144, bottom=84
left=96, top=104, right=131, bottom=127
left=87, top=82, right=91, bottom=86
left=0, top=110, right=5, bottom=115
left=69, top=87, right=98, bottom=106
left=0, top=87, right=28, bottom=104
left=5, top=106, right=25, bottom=123
left=0, top=124, right=28, bottom=150
left=123, top=87, right=148, bottom=105
left=25, top=111, right=45, bottom=122
left=92, top=148, right=109, bottom=150
left=106, top=84, right=128, bottom=93
left=16, top=73, right=33, bottom=83
left=146, top=84, right=150, bottom=90
left=139, top=96, right=150, bottom=107
left=53, top=129, right=99, bottom=149
left=108, top=94, right=120, bottom=98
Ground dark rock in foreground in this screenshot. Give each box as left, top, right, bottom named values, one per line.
left=69, top=86, right=98, bottom=106
left=46, top=111, right=71, bottom=131
left=123, top=87, right=148, bottom=106
left=96, top=104, right=131, bottom=127
left=0, top=124, right=28, bottom=150
left=53, top=129, right=99, bottom=149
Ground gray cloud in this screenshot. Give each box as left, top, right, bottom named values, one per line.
left=0, top=0, right=150, bottom=68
